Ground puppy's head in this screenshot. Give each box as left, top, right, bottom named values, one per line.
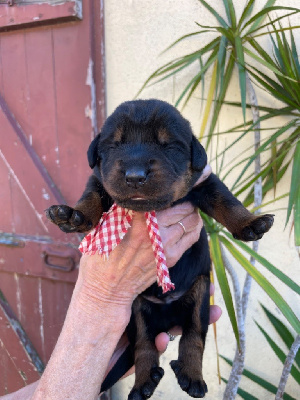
left=88, top=99, right=207, bottom=211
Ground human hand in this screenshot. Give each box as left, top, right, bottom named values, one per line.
left=78, top=202, right=203, bottom=308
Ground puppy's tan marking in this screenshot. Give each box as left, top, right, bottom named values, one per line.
left=174, top=275, right=209, bottom=382
left=113, top=127, right=123, bottom=142
left=75, top=191, right=103, bottom=227
left=171, top=168, right=193, bottom=203
left=132, top=297, right=161, bottom=389
left=157, top=128, right=170, bottom=144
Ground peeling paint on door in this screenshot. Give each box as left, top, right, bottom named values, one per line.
left=86, top=57, right=98, bottom=139
left=0, top=0, right=106, bottom=395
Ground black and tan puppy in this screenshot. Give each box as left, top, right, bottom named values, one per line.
left=46, top=99, right=274, bottom=399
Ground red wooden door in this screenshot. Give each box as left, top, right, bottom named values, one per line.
left=0, top=0, right=105, bottom=394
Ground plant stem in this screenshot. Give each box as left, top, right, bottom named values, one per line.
left=222, top=73, right=262, bottom=399
left=245, top=73, right=262, bottom=320
left=275, top=335, right=300, bottom=400
left=221, top=245, right=246, bottom=397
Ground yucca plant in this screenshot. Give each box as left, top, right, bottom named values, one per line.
left=221, top=304, right=300, bottom=400
left=246, top=25, right=300, bottom=248
left=138, top=0, right=300, bottom=398
left=140, top=0, right=300, bottom=345
left=138, top=0, right=299, bottom=148
left=220, top=24, right=300, bottom=248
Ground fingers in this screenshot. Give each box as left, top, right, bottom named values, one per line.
left=209, top=283, right=222, bottom=324
left=163, top=211, right=203, bottom=267
left=157, top=203, right=203, bottom=267
left=156, top=202, right=195, bottom=227
left=168, top=210, right=203, bottom=246
left=209, top=305, right=222, bottom=325
left=155, top=332, right=170, bottom=353
left=193, top=164, right=212, bottom=186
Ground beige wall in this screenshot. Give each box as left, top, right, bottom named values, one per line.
left=104, top=1, right=300, bottom=399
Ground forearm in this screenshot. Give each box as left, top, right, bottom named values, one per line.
left=32, top=274, right=130, bottom=400
left=1, top=206, right=204, bottom=400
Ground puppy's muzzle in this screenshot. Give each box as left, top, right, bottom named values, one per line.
left=125, top=166, right=148, bottom=189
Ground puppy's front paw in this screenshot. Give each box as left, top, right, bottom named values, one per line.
left=45, top=205, right=93, bottom=233
left=170, top=360, right=207, bottom=398
left=233, top=214, right=274, bottom=241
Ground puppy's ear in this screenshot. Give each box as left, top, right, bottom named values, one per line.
left=87, top=134, right=100, bottom=169
left=191, top=135, right=207, bottom=172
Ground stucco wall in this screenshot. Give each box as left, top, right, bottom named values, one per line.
left=104, top=1, right=299, bottom=399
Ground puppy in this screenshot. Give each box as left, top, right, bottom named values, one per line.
left=46, top=99, right=274, bottom=399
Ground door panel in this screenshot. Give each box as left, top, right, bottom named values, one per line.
left=0, top=0, right=106, bottom=394
left=20, top=29, right=61, bottom=186
left=0, top=157, right=13, bottom=232
left=0, top=290, right=43, bottom=391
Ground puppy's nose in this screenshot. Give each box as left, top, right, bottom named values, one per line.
left=125, top=167, right=147, bottom=188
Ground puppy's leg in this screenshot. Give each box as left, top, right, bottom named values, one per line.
left=45, top=174, right=112, bottom=233
left=171, top=275, right=210, bottom=398
left=188, top=173, right=274, bottom=241
left=127, top=297, right=164, bottom=400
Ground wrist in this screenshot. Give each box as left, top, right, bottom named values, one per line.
left=80, top=282, right=132, bottom=323
left=32, top=274, right=131, bottom=400
left=78, top=253, right=150, bottom=306
left=74, top=271, right=132, bottom=331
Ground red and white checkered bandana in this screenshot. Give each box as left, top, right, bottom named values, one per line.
left=79, top=165, right=212, bottom=294
left=79, top=203, right=174, bottom=293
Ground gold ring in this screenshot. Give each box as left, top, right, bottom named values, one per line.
left=177, top=221, right=186, bottom=235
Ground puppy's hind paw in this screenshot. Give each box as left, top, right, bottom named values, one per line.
left=170, top=360, right=207, bottom=398
left=128, top=366, right=164, bottom=400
